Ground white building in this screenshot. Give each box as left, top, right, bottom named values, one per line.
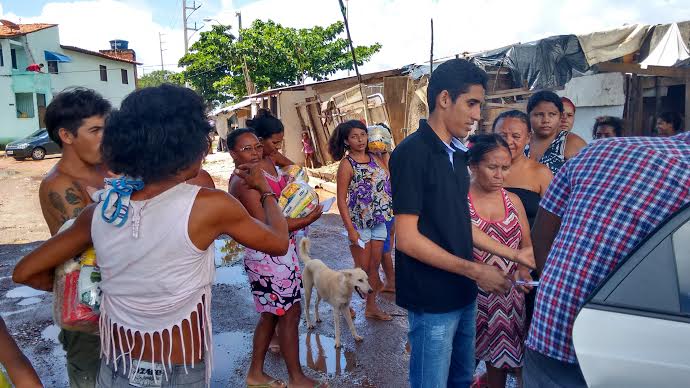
left=0, top=21, right=139, bottom=145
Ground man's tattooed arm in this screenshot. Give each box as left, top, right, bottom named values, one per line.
left=40, top=180, right=88, bottom=236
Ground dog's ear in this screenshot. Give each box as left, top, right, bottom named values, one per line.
left=343, top=271, right=353, bottom=278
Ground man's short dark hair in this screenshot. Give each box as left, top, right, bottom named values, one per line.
left=45, top=88, right=111, bottom=147
left=102, top=84, right=212, bottom=184
left=527, top=90, right=563, bottom=114
left=593, top=116, right=624, bottom=138
left=427, top=59, right=488, bottom=113
left=658, top=111, right=684, bottom=132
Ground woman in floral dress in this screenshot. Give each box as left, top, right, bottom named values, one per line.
left=228, top=114, right=324, bottom=388
left=329, top=120, right=393, bottom=321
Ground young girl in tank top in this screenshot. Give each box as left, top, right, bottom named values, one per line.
left=330, top=120, right=393, bottom=321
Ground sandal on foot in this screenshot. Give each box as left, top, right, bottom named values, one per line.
left=247, top=379, right=287, bottom=388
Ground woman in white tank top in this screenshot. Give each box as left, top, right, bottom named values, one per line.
left=13, top=85, right=290, bottom=388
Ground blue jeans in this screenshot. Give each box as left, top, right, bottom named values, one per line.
left=407, top=301, right=477, bottom=388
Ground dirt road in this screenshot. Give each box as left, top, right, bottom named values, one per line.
left=0, top=154, right=410, bottom=387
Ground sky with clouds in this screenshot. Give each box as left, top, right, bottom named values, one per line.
left=1, top=0, right=689, bottom=79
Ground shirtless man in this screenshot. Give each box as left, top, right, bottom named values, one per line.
left=35, top=88, right=111, bottom=387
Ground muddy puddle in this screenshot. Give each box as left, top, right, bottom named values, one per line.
left=5, top=285, right=46, bottom=299
left=211, top=330, right=355, bottom=385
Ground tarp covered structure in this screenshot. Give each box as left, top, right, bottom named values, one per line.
left=640, top=23, right=690, bottom=68
left=469, top=35, right=590, bottom=90
left=576, top=24, right=651, bottom=66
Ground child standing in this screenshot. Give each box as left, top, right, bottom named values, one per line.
left=329, top=120, right=393, bottom=321
left=302, top=131, right=315, bottom=168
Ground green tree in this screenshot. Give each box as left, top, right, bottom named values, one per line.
left=178, top=20, right=382, bottom=106
left=137, top=70, right=184, bottom=89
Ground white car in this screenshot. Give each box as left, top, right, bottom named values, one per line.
left=573, top=203, right=690, bottom=387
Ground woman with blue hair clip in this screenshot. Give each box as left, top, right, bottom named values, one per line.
left=13, top=84, right=290, bottom=387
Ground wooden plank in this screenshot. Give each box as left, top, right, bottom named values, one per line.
left=633, top=75, right=645, bottom=136
left=485, top=102, right=527, bottom=109
left=485, top=87, right=532, bottom=100
left=305, top=97, right=332, bottom=164
left=383, top=76, right=409, bottom=145
left=640, top=76, right=686, bottom=89
left=596, top=62, right=690, bottom=78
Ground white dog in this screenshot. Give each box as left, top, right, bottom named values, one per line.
left=298, top=237, right=372, bottom=348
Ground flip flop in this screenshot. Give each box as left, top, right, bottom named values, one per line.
left=364, top=311, right=393, bottom=321
left=247, top=379, right=287, bottom=388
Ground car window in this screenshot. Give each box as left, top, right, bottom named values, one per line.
left=597, top=208, right=690, bottom=318
left=673, top=221, right=690, bottom=313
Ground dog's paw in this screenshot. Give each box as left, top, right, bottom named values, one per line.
left=306, top=322, right=315, bottom=330
left=316, top=318, right=322, bottom=323
left=354, top=335, right=363, bottom=342
left=334, top=341, right=342, bottom=348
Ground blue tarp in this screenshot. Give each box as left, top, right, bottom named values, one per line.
left=44, top=50, right=72, bottom=62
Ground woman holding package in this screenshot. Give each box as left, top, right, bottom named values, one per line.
left=329, top=120, right=393, bottom=321
left=230, top=116, right=324, bottom=387
left=467, top=134, right=534, bottom=388
left=13, top=85, right=291, bottom=387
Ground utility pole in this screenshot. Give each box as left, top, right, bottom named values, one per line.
left=183, top=0, right=201, bottom=54
left=236, top=11, right=256, bottom=95
left=338, top=0, right=371, bottom=125
left=158, top=32, right=166, bottom=71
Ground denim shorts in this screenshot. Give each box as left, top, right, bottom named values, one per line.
left=96, top=356, right=206, bottom=388
left=382, top=218, right=394, bottom=253
left=358, top=222, right=387, bottom=244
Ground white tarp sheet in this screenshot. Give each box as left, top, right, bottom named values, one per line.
left=577, top=24, right=651, bottom=66
left=640, top=23, right=690, bottom=68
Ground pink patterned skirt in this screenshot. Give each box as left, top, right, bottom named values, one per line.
left=243, top=237, right=302, bottom=316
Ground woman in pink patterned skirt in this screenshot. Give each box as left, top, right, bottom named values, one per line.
left=228, top=117, right=324, bottom=388
left=467, top=134, right=533, bottom=388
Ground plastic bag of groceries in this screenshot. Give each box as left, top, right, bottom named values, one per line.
left=214, top=237, right=244, bottom=267
left=281, top=165, right=309, bottom=184
left=279, top=181, right=319, bottom=218
left=367, top=125, right=393, bottom=153
left=52, top=220, right=101, bottom=334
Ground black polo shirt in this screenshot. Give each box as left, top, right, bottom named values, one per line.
left=390, top=119, right=476, bottom=313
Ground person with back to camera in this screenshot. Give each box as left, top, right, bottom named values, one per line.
left=14, top=84, right=290, bottom=388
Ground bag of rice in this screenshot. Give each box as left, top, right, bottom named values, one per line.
left=53, top=220, right=100, bottom=334
left=279, top=181, right=319, bottom=218
left=281, top=165, right=309, bottom=184
left=367, top=125, right=393, bottom=153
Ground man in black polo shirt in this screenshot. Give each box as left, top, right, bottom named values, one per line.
left=390, top=59, right=535, bottom=388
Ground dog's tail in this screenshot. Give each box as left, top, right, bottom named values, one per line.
left=298, top=237, right=312, bottom=263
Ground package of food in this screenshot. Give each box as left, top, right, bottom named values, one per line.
left=215, top=238, right=244, bottom=267
left=281, top=165, right=309, bottom=184
left=0, top=368, right=10, bottom=388
left=279, top=181, right=319, bottom=218
left=367, top=125, right=393, bottom=153
left=52, top=222, right=100, bottom=334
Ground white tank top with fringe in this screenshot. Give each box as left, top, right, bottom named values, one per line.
left=91, top=182, right=215, bottom=385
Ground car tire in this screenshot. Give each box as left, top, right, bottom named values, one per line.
left=31, top=147, right=46, bottom=160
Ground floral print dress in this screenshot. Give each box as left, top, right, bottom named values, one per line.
left=243, top=170, right=302, bottom=316
left=346, top=153, right=393, bottom=230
